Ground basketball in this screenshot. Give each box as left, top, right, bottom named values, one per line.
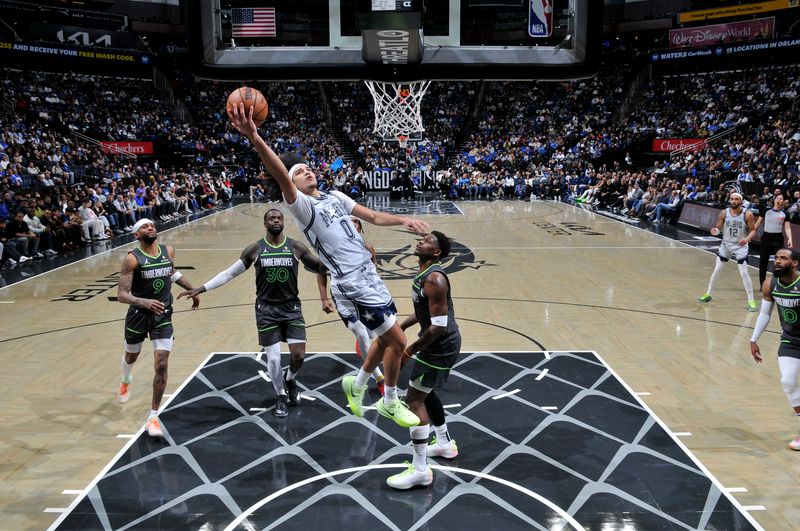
left=226, top=86, right=268, bottom=125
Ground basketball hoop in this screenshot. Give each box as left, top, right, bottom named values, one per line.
left=364, top=80, right=431, bottom=140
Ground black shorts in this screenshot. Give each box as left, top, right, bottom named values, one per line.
left=124, top=305, right=174, bottom=344
left=778, top=340, right=800, bottom=360
left=409, top=332, right=462, bottom=393
left=256, top=301, right=306, bottom=346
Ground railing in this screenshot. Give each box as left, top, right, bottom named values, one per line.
left=153, top=67, right=190, bottom=122
left=70, top=130, right=137, bottom=159
left=793, top=94, right=800, bottom=112
left=616, top=64, right=650, bottom=123
left=670, top=125, right=738, bottom=161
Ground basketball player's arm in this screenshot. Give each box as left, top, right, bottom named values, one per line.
left=167, top=246, right=200, bottom=309
left=117, top=253, right=164, bottom=314
left=753, top=214, right=764, bottom=234
left=350, top=204, right=429, bottom=234
left=750, top=279, right=775, bottom=363
left=178, top=243, right=257, bottom=299
left=710, top=209, right=725, bottom=236
left=740, top=211, right=756, bottom=246
left=227, top=104, right=296, bottom=204
left=316, top=267, right=335, bottom=314
left=404, top=272, right=449, bottom=357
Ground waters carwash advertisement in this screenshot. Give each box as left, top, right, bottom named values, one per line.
left=529, top=0, right=554, bottom=38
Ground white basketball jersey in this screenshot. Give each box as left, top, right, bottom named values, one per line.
left=287, top=190, right=372, bottom=277
left=723, top=208, right=746, bottom=245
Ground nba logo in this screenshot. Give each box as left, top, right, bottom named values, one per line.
left=529, top=0, right=553, bottom=38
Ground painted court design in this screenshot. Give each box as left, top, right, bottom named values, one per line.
left=48, top=351, right=761, bottom=530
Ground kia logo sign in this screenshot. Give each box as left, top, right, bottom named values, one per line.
left=652, top=138, right=706, bottom=152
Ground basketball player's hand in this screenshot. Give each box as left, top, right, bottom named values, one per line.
left=738, top=237, right=748, bottom=246
left=710, top=227, right=720, bottom=236
left=178, top=288, right=203, bottom=301
left=750, top=341, right=763, bottom=363
left=321, top=299, right=334, bottom=314
left=403, top=218, right=430, bottom=235
left=143, top=299, right=165, bottom=315
left=190, top=295, right=200, bottom=310
left=227, top=103, right=257, bottom=139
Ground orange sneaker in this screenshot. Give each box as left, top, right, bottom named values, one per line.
left=355, top=340, right=362, bottom=358
left=117, top=377, right=131, bottom=403
left=146, top=417, right=163, bottom=437
left=376, top=377, right=385, bottom=396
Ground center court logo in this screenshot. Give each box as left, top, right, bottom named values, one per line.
left=376, top=239, right=490, bottom=280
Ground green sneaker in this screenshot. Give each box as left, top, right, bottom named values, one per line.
left=341, top=375, right=367, bottom=417
left=386, top=462, right=433, bottom=490
left=747, top=300, right=758, bottom=312
left=375, top=398, right=420, bottom=428
left=697, top=293, right=712, bottom=303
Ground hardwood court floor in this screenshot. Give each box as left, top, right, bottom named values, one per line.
left=1, top=199, right=797, bottom=530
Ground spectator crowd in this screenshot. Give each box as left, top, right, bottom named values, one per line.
left=2, top=62, right=799, bottom=270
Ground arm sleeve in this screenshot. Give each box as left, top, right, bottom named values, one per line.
left=750, top=300, right=774, bottom=342
left=203, top=259, right=247, bottom=291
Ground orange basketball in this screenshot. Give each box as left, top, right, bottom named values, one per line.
left=226, top=86, right=268, bottom=126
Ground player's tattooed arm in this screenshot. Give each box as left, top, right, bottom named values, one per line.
left=293, top=240, right=325, bottom=273
left=117, top=253, right=162, bottom=312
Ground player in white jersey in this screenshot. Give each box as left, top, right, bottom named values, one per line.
left=228, top=104, right=429, bottom=429
left=698, top=192, right=758, bottom=311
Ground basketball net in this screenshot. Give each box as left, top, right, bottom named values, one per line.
left=364, top=80, right=431, bottom=141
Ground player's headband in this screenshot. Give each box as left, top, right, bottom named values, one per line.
left=288, top=164, right=307, bottom=181
left=132, top=218, right=154, bottom=233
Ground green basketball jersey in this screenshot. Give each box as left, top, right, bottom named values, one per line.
left=254, top=237, right=299, bottom=305
left=771, top=275, right=800, bottom=344
left=130, top=244, right=173, bottom=307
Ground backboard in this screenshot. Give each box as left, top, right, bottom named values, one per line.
left=188, top=0, right=599, bottom=82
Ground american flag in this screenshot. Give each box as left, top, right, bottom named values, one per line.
left=232, top=7, right=276, bottom=38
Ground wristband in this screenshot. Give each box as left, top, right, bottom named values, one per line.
left=170, top=271, right=183, bottom=282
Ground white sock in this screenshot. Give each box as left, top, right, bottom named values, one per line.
left=738, top=262, right=754, bottom=300
left=706, top=257, right=725, bottom=295
left=410, top=424, right=430, bottom=472
left=148, top=409, right=158, bottom=419
left=384, top=385, right=398, bottom=404
left=373, top=368, right=384, bottom=381
left=354, top=368, right=370, bottom=388
left=434, top=424, right=451, bottom=444
left=286, top=369, right=296, bottom=381
left=121, top=355, right=134, bottom=381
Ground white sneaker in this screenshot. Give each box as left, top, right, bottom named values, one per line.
left=426, top=438, right=459, bottom=459
left=18, top=255, right=31, bottom=264
left=45, top=249, right=58, bottom=256
left=789, top=436, right=800, bottom=451
left=387, top=463, right=433, bottom=490
left=5, top=258, right=17, bottom=267
left=146, top=417, right=164, bottom=437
